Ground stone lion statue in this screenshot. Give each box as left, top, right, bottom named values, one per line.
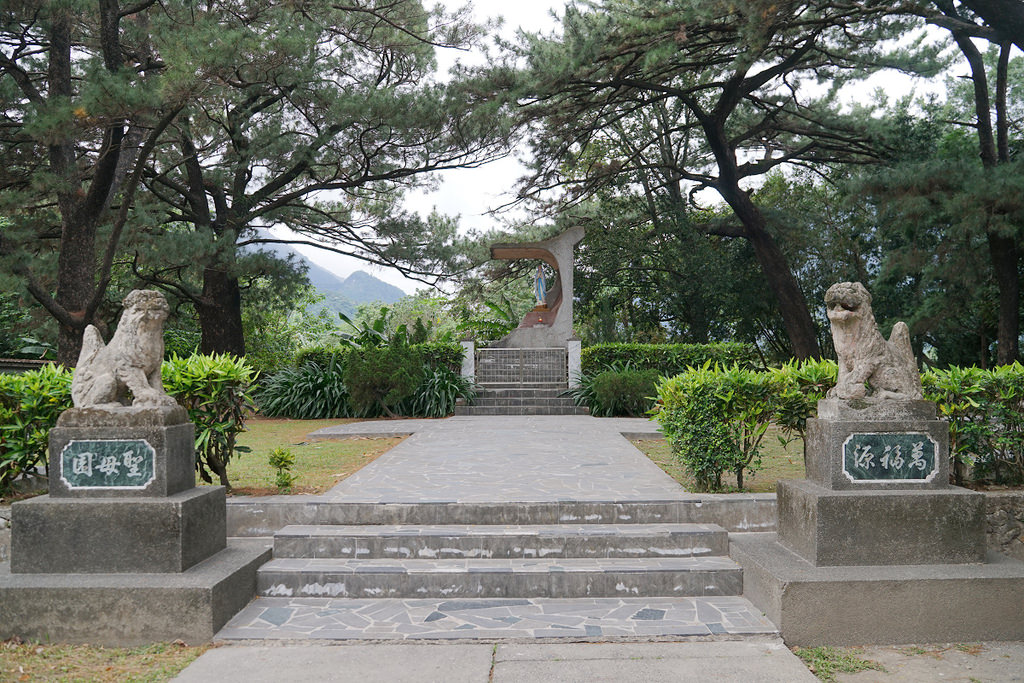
left=825, top=282, right=922, bottom=401
left=71, top=289, right=178, bottom=409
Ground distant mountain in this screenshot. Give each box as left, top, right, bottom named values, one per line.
left=246, top=234, right=406, bottom=316
left=336, top=270, right=405, bottom=306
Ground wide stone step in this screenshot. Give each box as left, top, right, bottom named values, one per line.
left=454, top=405, right=591, bottom=416
left=473, top=387, right=571, bottom=399
left=256, top=556, right=743, bottom=599
left=470, top=397, right=577, bottom=407
left=226, top=498, right=778, bottom=536
left=272, top=523, right=729, bottom=560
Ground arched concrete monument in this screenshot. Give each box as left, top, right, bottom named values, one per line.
left=488, top=225, right=584, bottom=349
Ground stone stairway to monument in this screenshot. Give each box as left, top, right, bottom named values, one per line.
left=255, top=510, right=741, bottom=600
left=455, top=347, right=589, bottom=416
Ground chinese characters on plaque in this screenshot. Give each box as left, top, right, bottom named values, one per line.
left=842, top=433, right=938, bottom=482
left=60, top=439, right=156, bottom=489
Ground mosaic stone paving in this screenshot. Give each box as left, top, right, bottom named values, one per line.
left=217, top=596, right=776, bottom=641
left=309, top=416, right=683, bottom=503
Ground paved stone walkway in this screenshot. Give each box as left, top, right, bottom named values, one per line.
left=309, top=416, right=679, bottom=503
left=219, top=596, right=776, bottom=640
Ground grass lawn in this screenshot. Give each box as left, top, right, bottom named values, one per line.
left=211, top=417, right=404, bottom=495
left=0, top=638, right=209, bottom=683
left=633, top=427, right=806, bottom=493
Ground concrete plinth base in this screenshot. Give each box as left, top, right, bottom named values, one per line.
left=777, top=479, right=986, bottom=566
left=731, top=532, right=1024, bottom=646
left=11, top=487, right=227, bottom=573
left=0, top=539, right=271, bottom=646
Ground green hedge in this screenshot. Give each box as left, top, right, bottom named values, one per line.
left=923, top=363, right=1024, bottom=485
left=162, top=353, right=256, bottom=489
left=581, top=343, right=758, bottom=376
left=0, top=364, right=72, bottom=496
left=655, top=360, right=1024, bottom=490
left=259, top=342, right=469, bottom=419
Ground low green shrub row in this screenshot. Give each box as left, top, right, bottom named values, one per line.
left=0, top=354, right=255, bottom=496
left=655, top=359, right=1024, bottom=491
left=258, top=341, right=473, bottom=420
left=581, top=342, right=758, bottom=376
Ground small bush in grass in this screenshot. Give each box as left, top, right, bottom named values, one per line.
left=163, top=353, right=255, bottom=489
left=268, top=447, right=298, bottom=492
left=0, top=364, right=72, bottom=496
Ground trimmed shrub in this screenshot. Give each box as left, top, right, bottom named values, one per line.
left=582, top=342, right=758, bottom=376
left=256, top=357, right=357, bottom=419
left=573, top=364, right=660, bottom=417
left=163, top=353, right=255, bottom=489
left=922, top=363, right=1024, bottom=485
left=655, top=363, right=788, bottom=491
left=345, top=343, right=424, bottom=417
left=0, top=364, right=72, bottom=496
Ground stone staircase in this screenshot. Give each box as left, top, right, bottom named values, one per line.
left=455, top=347, right=589, bottom=416
left=255, top=507, right=742, bottom=600
left=455, top=385, right=589, bottom=416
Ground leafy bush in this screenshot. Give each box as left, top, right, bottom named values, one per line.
left=256, top=357, right=358, bottom=419
left=570, top=362, right=660, bottom=417
left=294, top=346, right=348, bottom=370
left=163, top=353, right=255, bottom=489
left=582, top=343, right=759, bottom=375
left=766, top=359, right=837, bottom=448
left=922, top=363, right=1024, bottom=485
left=345, top=343, right=424, bottom=417
left=655, top=363, right=788, bottom=491
left=0, top=364, right=72, bottom=496
left=407, top=364, right=477, bottom=417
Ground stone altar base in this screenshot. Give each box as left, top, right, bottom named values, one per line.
left=776, top=479, right=986, bottom=566
left=731, top=532, right=1024, bottom=646
left=0, top=406, right=270, bottom=645
left=0, top=539, right=270, bottom=646
left=734, top=398, right=1024, bottom=645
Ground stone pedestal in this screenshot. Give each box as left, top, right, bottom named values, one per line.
left=733, top=398, right=1024, bottom=645
left=0, top=406, right=269, bottom=645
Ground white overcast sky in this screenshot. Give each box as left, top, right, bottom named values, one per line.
left=291, top=1, right=956, bottom=294
left=289, top=1, right=563, bottom=293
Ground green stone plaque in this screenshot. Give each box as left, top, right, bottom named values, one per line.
left=60, top=439, right=156, bottom=489
left=842, top=432, right=938, bottom=482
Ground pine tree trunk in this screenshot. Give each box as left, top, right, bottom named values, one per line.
left=197, top=267, right=246, bottom=356
left=720, top=188, right=822, bottom=360
left=988, top=231, right=1020, bottom=365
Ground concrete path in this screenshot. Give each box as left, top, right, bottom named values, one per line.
left=174, top=638, right=817, bottom=682
left=309, top=416, right=678, bottom=503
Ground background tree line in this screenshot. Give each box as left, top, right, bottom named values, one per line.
left=1, top=0, right=1022, bottom=370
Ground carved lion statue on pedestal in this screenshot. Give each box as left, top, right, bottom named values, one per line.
left=71, top=290, right=179, bottom=409
left=825, top=282, right=922, bottom=401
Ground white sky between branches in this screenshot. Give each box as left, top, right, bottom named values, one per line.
left=288, top=1, right=955, bottom=294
